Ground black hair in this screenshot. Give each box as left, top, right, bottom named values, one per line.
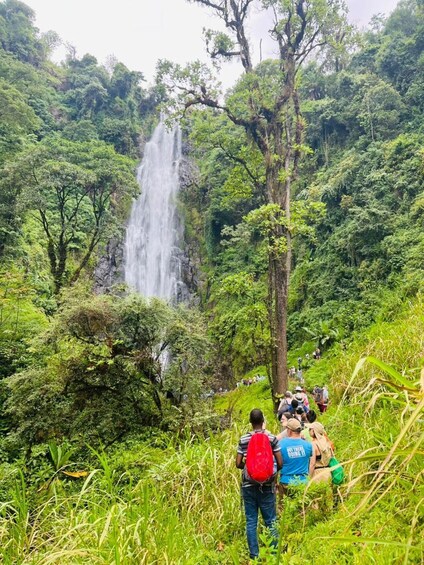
left=250, top=409, right=264, bottom=426
left=306, top=410, right=317, bottom=423
left=291, top=399, right=299, bottom=409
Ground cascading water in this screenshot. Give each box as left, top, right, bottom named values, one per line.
left=124, top=121, right=186, bottom=302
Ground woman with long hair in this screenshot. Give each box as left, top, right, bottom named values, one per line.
left=306, top=421, right=335, bottom=483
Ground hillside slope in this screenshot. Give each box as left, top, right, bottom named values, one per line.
left=1, top=297, right=422, bottom=564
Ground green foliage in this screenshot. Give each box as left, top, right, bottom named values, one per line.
left=0, top=267, right=48, bottom=435
left=1, top=136, right=138, bottom=291
left=0, top=0, right=44, bottom=65
left=0, top=2, right=423, bottom=560
left=210, top=272, right=270, bottom=378
left=0, top=0, right=156, bottom=258
left=4, top=287, right=211, bottom=448
left=287, top=130, right=424, bottom=345
left=179, top=0, right=424, bottom=384
left=2, top=296, right=422, bottom=563
left=0, top=78, right=41, bottom=134
left=48, top=441, right=74, bottom=472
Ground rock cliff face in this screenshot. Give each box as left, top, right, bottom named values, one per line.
left=177, top=150, right=202, bottom=304
left=94, top=237, right=125, bottom=293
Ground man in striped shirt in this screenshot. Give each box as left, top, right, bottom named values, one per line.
left=236, top=409, right=282, bottom=560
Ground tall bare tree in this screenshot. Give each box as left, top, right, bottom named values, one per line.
left=160, top=0, right=348, bottom=398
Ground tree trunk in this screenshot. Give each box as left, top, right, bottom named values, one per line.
left=266, top=67, right=297, bottom=399
left=70, top=231, right=100, bottom=285
left=272, top=252, right=288, bottom=396
left=265, top=136, right=290, bottom=400
left=55, top=235, right=67, bottom=293
left=267, top=254, right=277, bottom=393
left=47, top=238, right=57, bottom=280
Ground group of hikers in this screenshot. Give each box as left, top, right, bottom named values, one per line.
left=237, top=375, right=267, bottom=387
left=236, top=383, right=340, bottom=561
left=288, top=349, right=322, bottom=385
left=277, top=384, right=329, bottom=414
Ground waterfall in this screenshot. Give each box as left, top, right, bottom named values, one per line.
left=124, top=121, right=185, bottom=302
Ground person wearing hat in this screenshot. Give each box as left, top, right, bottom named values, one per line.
left=294, top=386, right=310, bottom=410
left=306, top=421, right=335, bottom=483
left=278, top=418, right=315, bottom=497
left=293, top=392, right=309, bottom=414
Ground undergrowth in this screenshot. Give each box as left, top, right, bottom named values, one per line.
left=0, top=299, right=423, bottom=563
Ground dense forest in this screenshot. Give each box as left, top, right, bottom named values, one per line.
left=0, top=0, right=423, bottom=563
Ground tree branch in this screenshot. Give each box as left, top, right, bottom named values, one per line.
left=294, top=0, right=308, bottom=51
left=191, top=0, right=226, bottom=15
left=217, top=141, right=263, bottom=191
left=210, top=48, right=241, bottom=59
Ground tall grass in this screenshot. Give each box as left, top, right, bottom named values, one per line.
left=301, top=296, right=424, bottom=564
left=0, top=431, right=246, bottom=564
left=0, top=299, right=423, bottom=563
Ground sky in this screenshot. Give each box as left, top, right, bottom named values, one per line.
left=24, top=0, right=400, bottom=89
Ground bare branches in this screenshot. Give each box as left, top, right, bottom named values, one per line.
left=239, top=0, right=253, bottom=20
left=294, top=0, right=308, bottom=52
left=183, top=90, right=249, bottom=129
left=189, top=0, right=226, bottom=15
left=269, top=0, right=346, bottom=74
left=228, top=0, right=253, bottom=71
left=192, top=0, right=253, bottom=71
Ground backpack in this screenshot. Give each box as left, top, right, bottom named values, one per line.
left=245, top=432, right=275, bottom=484
left=277, top=398, right=290, bottom=418
left=329, top=456, right=345, bottom=485
left=315, top=387, right=324, bottom=404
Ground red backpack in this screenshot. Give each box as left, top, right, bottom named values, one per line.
left=245, top=432, right=275, bottom=484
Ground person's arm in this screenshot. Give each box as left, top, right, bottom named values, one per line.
left=270, top=434, right=283, bottom=471
left=236, top=452, right=245, bottom=469
left=275, top=449, right=283, bottom=471
left=309, top=448, right=316, bottom=477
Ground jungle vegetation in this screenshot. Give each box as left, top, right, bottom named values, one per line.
left=0, top=0, right=422, bottom=562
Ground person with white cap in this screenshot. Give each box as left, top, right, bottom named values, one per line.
left=293, top=386, right=310, bottom=413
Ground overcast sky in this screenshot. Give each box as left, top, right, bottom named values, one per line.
left=24, top=0, right=400, bottom=89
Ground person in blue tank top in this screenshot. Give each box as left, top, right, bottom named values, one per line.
left=278, top=418, right=316, bottom=496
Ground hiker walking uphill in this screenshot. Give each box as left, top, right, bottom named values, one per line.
left=277, top=391, right=292, bottom=418
left=313, top=384, right=329, bottom=413
left=236, top=409, right=283, bottom=561
left=278, top=418, right=315, bottom=497
left=307, top=421, right=335, bottom=483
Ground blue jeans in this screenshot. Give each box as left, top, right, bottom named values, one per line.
left=241, top=485, right=277, bottom=559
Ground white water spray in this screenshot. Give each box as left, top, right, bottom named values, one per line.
left=124, top=122, right=185, bottom=301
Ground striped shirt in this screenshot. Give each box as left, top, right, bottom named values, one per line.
left=237, top=430, right=281, bottom=487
